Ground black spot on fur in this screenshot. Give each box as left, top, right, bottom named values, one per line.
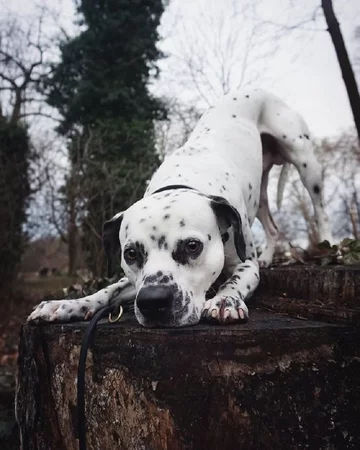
left=208, top=234, right=211, bottom=241
left=304, top=134, right=310, bottom=140
left=249, top=183, right=252, bottom=190
left=299, top=135, right=303, bottom=139
left=282, top=135, right=287, bottom=139
left=80, top=306, right=87, bottom=312
left=157, top=271, right=163, bottom=277
left=145, top=275, right=157, bottom=283
left=180, top=219, right=185, bottom=227
left=303, top=163, right=307, bottom=168
left=158, top=235, right=166, bottom=249
left=152, top=226, right=157, bottom=231
left=232, top=114, right=236, bottom=118
left=140, top=218, right=146, bottom=223
left=222, top=185, right=226, bottom=191
left=150, top=235, right=156, bottom=241
left=313, top=185, right=320, bottom=194
left=172, top=239, right=203, bottom=265
left=125, top=241, right=148, bottom=269
left=245, top=95, right=249, bottom=98
left=233, top=97, right=237, bottom=100
left=164, top=214, right=170, bottom=220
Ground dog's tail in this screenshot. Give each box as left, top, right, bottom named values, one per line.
left=276, top=162, right=291, bottom=210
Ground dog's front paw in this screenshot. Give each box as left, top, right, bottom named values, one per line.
left=27, top=299, right=96, bottom=324
left=201, top=296, right=248, bottom=324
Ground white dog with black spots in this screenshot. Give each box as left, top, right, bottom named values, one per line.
left=28, top=89, right=333, bottom=327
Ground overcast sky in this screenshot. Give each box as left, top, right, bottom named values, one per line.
left=153, top=0, right=360, bottom=139
left=1, top=0, right=359, bottom=140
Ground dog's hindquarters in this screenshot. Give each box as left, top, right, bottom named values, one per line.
left=256, top=94, right=333, bottom=266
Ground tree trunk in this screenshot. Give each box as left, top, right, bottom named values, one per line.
left=67, top=172, right=78, bottom=277
left=321, top=0, right=360, bottom=143
left=16, top=266, right=360, bottom=450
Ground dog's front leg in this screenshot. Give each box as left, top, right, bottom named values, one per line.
left=27, top=277, right=135, bottom=323
left=202, top=260, right=259, bottom=324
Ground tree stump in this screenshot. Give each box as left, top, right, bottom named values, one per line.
left=254, top=265, right=360, bottom=324
left=16, top=266, right=360, bottom=450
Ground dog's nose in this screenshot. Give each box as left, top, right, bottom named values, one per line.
left=136, top=286, right=174, bottom=317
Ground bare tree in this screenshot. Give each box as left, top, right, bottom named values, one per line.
left=321, top=0, right=360, bottom=143
left=155, top=98, right=202, bottom=157
left=0, top=8, right=55, bottom=125
left=157, top=0, right=277, bottom=108
left=256, top=0, right=360, bottom=143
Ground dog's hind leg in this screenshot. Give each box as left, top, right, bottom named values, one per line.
left=27, top=277, right=136, bottom=323
left=257, top=164, right=279, bottom=267
left=276, top=136, right=333, bottom=244
left=291, top=144, right=333, bottom=243
left=261, top=100, right=333, bottom=244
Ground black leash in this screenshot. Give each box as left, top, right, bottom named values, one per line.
left=77, top=185, right=196, bottom=449
left=77, top=304, right=116, bottom=450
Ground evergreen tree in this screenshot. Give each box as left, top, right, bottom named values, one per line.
left=43, top=0, right=167, bottom=276
left=0, top=119, right=31, bottom=294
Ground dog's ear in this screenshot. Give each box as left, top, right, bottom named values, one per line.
left=208, top=195, right=247, bottom=262
left=103, top=212, right=124, bottom=278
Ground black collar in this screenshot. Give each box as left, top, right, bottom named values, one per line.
left=152, top=184, right=195, bottom=195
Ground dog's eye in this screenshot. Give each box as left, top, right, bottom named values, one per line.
left=185, top=240, right=203, bottom=255
left=124, top=248, right=137, bottom=262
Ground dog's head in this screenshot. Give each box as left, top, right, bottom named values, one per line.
left=103, top=189, right=246, bottom=327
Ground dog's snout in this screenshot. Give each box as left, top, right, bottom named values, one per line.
left=136, top=286, right=174, bottom=317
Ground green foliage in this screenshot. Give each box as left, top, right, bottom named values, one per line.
left=0, top=118, right=31, bottom=293
left=43, top=0, right=166, bottom=134
left=316, top=239, right=360, bottom=266
left=43, top=0, right=167, bottom=276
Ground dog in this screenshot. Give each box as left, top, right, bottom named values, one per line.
left=28, top=89, right=333, bottom=327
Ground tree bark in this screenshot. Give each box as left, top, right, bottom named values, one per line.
left=16, top=313, right=360, bottom=450
left=321, top=0, right=360, bottom=143
left=16, top=266, right=360, bottom=450
left=67, top=171, right=78, bottom=277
